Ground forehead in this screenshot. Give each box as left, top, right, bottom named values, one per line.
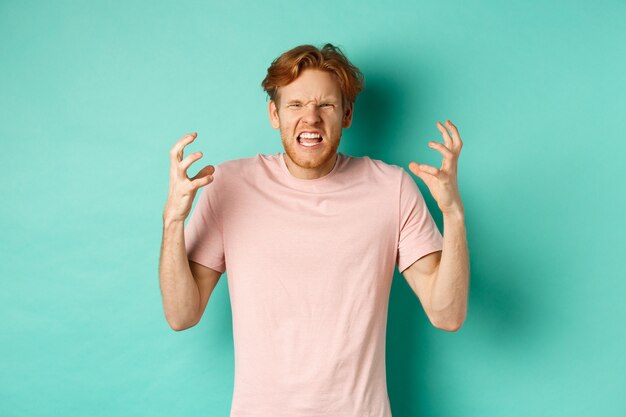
left=278, top=69, right=342, bottom=101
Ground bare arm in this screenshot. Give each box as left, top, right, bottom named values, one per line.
left=405, top=119, right=469, bottom=331
left=158, top=132, right=219, bottom=331
left=159, top=219, right=222, bottom=331
left=402, top=210, right=469, bottom=331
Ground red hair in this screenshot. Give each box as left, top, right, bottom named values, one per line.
left=261, top=43, right=365, bottom=109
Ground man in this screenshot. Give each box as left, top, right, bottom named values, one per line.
left=159, top=43, right=469, bottom=417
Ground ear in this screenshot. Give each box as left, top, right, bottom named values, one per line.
left=342, top=102, right=354, bottom=128
left=268, top=100, right=280, bottom=129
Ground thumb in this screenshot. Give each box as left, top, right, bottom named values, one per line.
left=190, top=164, right=215, bottom=181
left=408, top=162, right=427, bottom=181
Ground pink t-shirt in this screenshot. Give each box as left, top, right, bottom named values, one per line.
left=184, top=152, right=443, bottom=417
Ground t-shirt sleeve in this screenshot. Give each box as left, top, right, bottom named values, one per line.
left=396, top=168, right=444, bottom=274
left=184, top=180, right=226, bottom=273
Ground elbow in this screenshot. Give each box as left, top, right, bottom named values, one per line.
left=165, top=314, right=199, bottom=332
left=432, top=315, right=465, bottom=332
left=436, top=320, right=463, bottom=332
left=169, top=321, right=195, bottom=332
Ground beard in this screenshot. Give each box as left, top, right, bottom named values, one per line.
left=280, top=132, right=340, bottom=170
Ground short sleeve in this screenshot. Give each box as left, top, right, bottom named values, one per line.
left=396, top=169, right=443, bottom=274
left=184, top=178, right=226, bottom=273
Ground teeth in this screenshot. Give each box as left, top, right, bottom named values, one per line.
left=299, top=132, right=321, bottom=139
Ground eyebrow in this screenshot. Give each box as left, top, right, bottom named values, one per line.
left=286, top=98, right=340, bottom=104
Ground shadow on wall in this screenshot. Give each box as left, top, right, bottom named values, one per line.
left=341, top=68, right=405, bottom=159
left=347, top=56, right=445, bottom=416
left=350, top=55, right=533, bottom=417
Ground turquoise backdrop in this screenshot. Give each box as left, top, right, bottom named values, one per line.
left=2, top=0, right=625, bottom=416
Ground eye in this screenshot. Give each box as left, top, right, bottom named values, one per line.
left=287, top=103, right=302, bottom=108
left=320, top=103, right=334, bottom=108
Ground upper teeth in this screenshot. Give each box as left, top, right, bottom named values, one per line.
left=300, top=132, right=321, bottom=139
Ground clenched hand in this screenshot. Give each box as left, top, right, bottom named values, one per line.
left=163, top=132, right=215, bottom=223
left=408, top=120, right=464, bottom=216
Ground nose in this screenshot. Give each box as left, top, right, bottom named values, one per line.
left=302, top=103, right=322, bottom=124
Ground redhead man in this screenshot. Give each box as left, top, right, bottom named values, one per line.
left=159, top=43, right=469, bottom=417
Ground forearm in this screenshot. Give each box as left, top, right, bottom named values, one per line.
left=159, top=218, right=201, bottom=330
left=429, top=209, right=470, bottom=330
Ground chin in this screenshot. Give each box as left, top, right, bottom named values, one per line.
left=283, top=141, right=338, bottom=170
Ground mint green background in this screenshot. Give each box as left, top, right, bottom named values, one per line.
left=2, top=1, right=625, bottom=416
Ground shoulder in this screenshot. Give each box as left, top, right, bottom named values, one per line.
left=348, top=154, right=406, bottom=183
left=364, top=155, right=404, bottom=173
left=212, top=154, right=267, bottom=178
left=214, top=154, right=258, bottom=171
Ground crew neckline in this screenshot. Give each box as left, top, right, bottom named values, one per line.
left=278, top=152, right=343, bottom=183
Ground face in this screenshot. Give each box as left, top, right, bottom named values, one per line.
left=268, top=68, right=353, bottom=179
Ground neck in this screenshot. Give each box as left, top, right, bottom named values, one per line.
left=283, top=152, right=338, bottom=180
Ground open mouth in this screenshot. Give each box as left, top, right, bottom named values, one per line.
left=297, top=132, right=323, bottom=149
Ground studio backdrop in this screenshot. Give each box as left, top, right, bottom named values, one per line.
left=1, top=0, right=624, bottom=416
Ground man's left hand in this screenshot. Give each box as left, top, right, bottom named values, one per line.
left=408, top=120, right=464, bottom=216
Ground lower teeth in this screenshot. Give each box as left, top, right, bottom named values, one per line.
left=299, top=140, right=322, bottom=147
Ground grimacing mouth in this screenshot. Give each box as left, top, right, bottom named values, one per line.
left=296, top=131, right=324, bottom=141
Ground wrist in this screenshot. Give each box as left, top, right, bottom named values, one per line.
left=441, top=205, right=465, bottom=222
left=163, top=215, right=185, bottom=229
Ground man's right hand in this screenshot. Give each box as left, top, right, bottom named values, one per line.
left=163, top=132, right=215, bottom=223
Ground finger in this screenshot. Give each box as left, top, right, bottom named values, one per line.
left=436, top=122, right=454, bottom=150
left=190, top=164, right=215, bottom=182
left=410, top=161, right=440, bottom=176
left=428, top=141, right=454, bottom=159
left=418, top=163, right=439, bottom=176
left=408, top=163, right=437, bottom=189
left=178, top=151, right=204, bottom=177
left=445, top=120, right=463, bottom=150
left=408, top=162, right=425, bottom=179
left=428, top=141, right=455, bottom=172
left=169, top=132, right=197, bottom=164
left=190, top=170, right=214, bottom=189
